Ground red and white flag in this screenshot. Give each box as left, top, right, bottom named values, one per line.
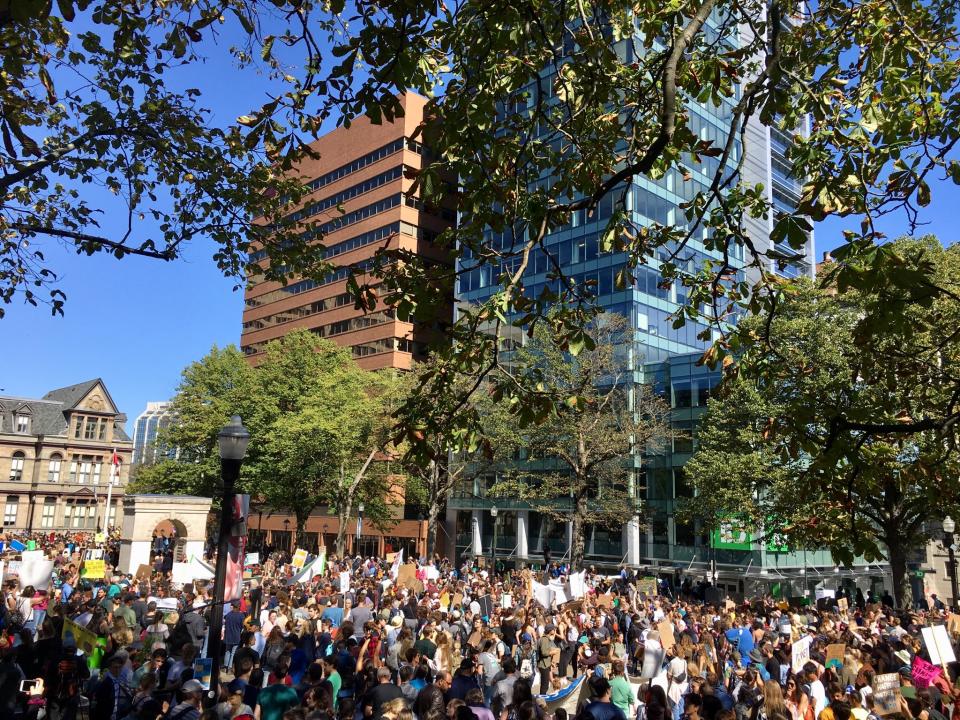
left=109, top=450, right=121, bottom=485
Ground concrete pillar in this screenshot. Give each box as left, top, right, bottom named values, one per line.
left=517, top=510, right=530, bottom=560
left=624, top=516, right=642, bottom=566
left=471, top=511, right=483, bottom=557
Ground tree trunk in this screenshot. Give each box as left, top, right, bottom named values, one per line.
left=570, top=491, right=587, bottom=570
left=426, top=461, right=443, bottom=559
left=295, top=509, right=309, bottom=551
left=886, top=528, right=913, bottom=609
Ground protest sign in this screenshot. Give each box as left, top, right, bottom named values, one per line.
left=596, top=593, right=614, bottom=608
left=569, top=571, right=587, bottom=599
left=439, top=592, right=450, bottom=610
left=814, top=587, right=836, bottom=601
left=4, top=560, right=21, bottom=579
left=452, top=593, right=464, bottom=609
left=135, top=564, right=152, bottom=581
left=82, top=559, right=106, bottom=579
left=658, top=620, right=675, bottom=650
left=339, top=571, right=351, bottom=593
left=397, top=563, right=418, bottom=590
left=549, top=579, right=569, bottom=605
left=148, top=597, right=179, bottom=612
left=84, top=548, right=104, bottom=561
left=244, top=553, right=259, bottom=567
left=193, top=658, right=214, bottom=690
left=825, top=644, right=845, bottom=670
left=637, top=577, right=657, bottom=597
left=873, top=673, right=901, bottom=715
left=9, top=540, right=25, bottom=552
left=292, top=549, right=308, bottom=569
left=501, top=593, right=513, bottom=609
left=791, top=636, right=811, bottom=674
left=171, top=562, right=194, bottom=585
left=838, top=597, right=849, bottom=613
left=921, top=625, right=957, bottom=665
left=912, top=654, right=942, bottom=689
left=478, top=594, right=493, bottom=618
left=62, top=617, right=99, bottom=656
left=385, top=552, right=396, bottom=563
left=949, top=613, right=960, bottom=635
left=424, top=565, right=440, bottom=581
left=21, top=550, right=53, bottom=590
left=724, top=599, right=736, bottom=612
left=532, top=581, right=554, bottom=609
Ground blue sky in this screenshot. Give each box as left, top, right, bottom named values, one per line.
left=1, top=24, right=958, bottom=432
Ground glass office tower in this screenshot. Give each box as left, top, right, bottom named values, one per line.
left=445, top=15, right=891, bottom=599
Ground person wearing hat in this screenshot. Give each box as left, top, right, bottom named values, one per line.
left=449, top=657, right=483, bottom=701
left=167, top=679, right=204, bottom=720
left=216, top=678, right=255, bottom=720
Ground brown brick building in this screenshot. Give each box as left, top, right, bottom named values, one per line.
left=239, top=94, right=453, bottom=556
left=240, top=92, right=453, bottom=370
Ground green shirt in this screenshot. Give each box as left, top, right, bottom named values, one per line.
left=610, top=676, right=635, bottom=716
left=257, top=683, right=299, bottom=720
left=328, top=670, right=342, bottom=709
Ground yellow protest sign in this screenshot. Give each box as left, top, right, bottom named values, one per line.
left=62, top=617, right=99, bottom=656
left=292, top=549, right=308, bottom=569
left=82, top=559, right=105, bottom=579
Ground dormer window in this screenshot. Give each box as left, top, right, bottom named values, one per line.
left=15, top=414, right=29, bottom=434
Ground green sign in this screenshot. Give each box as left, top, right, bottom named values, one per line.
left=914, top=569, right=925, bottom=578
left=710, top=519, right=753, bottom=550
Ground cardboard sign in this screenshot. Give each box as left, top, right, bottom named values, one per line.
left=948, top=613, right=960, bottom=635
left=397, top=563, right=417, bottom=587
left=452, top=592, right=463, bottom=610
left=292, top=549, right=308, bottom=569
left=82, top=559, right=106, bottom=579
left=724, top=599, right=736, bottom=612
left=596, top=593, right=613, bottom=608
left=921, top=625, right=957, bottom=665
left=912, top=654, right=942, bottom=689
left=825, top=643, right=845, bottom=670
left=838, top=597, right=849, bottom=613
left=136, top=564, right=152, bottom=581
left=658, top=620, right=675, bottom=650
left=791, top=636, right=811, bottom=674
left=873, top=673, right=901, bottom=715
left=467, top=631, right=483, bottom=648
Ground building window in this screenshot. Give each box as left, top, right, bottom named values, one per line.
left=70, top=455, right=102, bottom=484
left=65, top=501, right=94, bottom=529
left=9, top=452, right=24, bottom=481
left=48, top=454, right=62, bottom=483
left=73, top=416, right=84, bottom=438
left=3, top=496, right=18, bottom=526
left=84, top=417, right=99, bottom=440
left=15, top=414, right=30, bottom=433
left=99, top=420, right=108, bottom=441
left=40, top=498, right=56, bottom=528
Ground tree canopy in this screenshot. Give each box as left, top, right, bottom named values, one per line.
left=132, top=330, right=402, bottom=551
left=683, top=237, right=960, bottom=607
left=4, top=0, right=960, bottom=450
left=488, top=314, right=672, bottom=569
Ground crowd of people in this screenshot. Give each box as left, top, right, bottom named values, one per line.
left=0, top=533, right=958, bottom=720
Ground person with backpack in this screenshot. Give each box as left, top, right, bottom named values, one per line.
left=537, top=624, right=559, bottom=695
left=516, top=634, right=537, bottom=685
left=44, top=635, right=89, bottom=720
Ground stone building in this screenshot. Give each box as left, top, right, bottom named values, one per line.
left=0, top=379, right=133, bottom=532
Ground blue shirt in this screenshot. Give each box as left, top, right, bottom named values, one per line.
left=321, top=606, right=344, bottom=628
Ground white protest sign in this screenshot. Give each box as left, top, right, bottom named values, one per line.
left=171, top=562, right=194, bottom=585
left=815, top=587, right=836, bottom=600
left=148, top=596, right=179, bottom=611
left=569, top=571, right=587, bottom=599
left=425, top=566, right=440, bottom=581
left=339, top=571, right=351, bottom=593
left=549, top=578, right=569, bottom=605
left=20, top=550, right=54, bottom=590
left=792, top=636, right=811, bottom=674
left=532, top=580, right=554, bottom=608
left=922, top=625, right=957, bottom=665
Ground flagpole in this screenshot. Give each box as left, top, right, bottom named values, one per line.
left=103, top=448, right=116, bottom=537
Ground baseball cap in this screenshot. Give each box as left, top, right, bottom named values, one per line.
left=182, top=679, right=204, bottom=693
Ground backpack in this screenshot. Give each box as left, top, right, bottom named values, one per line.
left=54, top=657, right=81, bottom=703
left=520, top=657, right=534, bottom=679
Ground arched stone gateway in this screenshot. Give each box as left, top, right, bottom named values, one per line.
left=118, top=494, right=212, bottom=574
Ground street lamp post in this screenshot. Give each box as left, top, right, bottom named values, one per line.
left=208, top=415, right=249, bottom=703
left=356, top=502, right=364, bottom=554
left=944, top=516, right=959, bottom=610
left=490, top=506, right=499, bottom=573
left=283, top=517, right=290, bottom=550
